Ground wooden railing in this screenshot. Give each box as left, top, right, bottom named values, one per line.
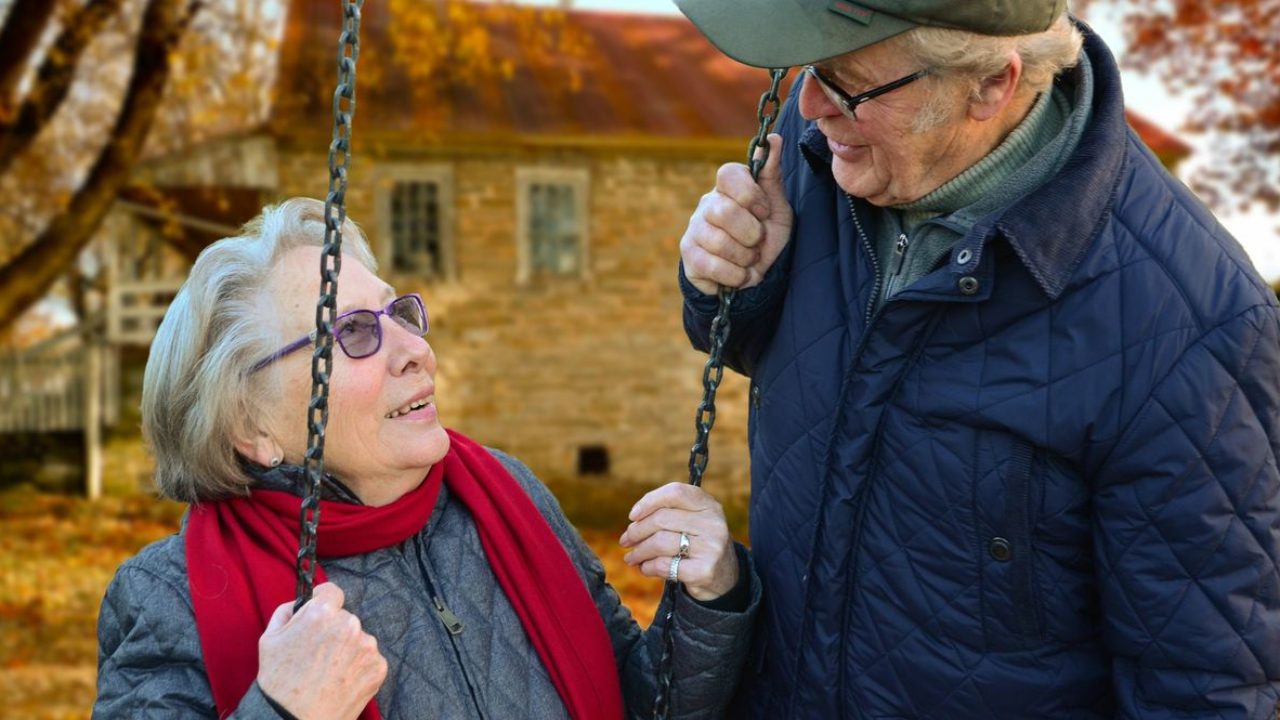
left=0, top=321, right=118, bottom=434
left=108, top=278, right=182, bottom=345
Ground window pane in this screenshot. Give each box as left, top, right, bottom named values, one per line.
left=391, top=180, right=443, bottom=277
left=529, top=181, right=580, bottom=276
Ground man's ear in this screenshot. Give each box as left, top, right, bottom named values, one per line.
left=234, top=428, right=282, bottom=468
left=969, top=52, right=1024, bottom=122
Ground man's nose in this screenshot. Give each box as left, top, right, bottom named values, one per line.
left=797, top=71, right=841, bottom=122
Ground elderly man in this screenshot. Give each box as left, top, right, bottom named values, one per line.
left=676, top=1, right=1280, bottom=718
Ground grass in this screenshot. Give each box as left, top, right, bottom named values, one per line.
left=0, top=489, right=186, bottom=719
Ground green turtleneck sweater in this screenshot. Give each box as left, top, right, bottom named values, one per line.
left=870, top=52, right=1094, bottom=310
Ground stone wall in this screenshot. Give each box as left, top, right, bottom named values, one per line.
left=274, top=142, right=753, bottom=496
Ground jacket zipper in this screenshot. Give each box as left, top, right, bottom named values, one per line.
left=835, top=312, right=944, bottom=720
left=790, top=195, right=888, bottom=719
left=884, top=233, right=910, bottom=299
left=892, top=233, right=909, bottom=272
left=431, top=594, right=465, bottom=636
left=412, top=533, right=486, bottom=719
left=804, top=195, right=937, bottom=720
left=847, top=194, right=882, bottom=329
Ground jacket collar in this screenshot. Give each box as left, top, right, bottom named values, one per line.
left=799, top=20, right=1128, bottom=300
left=243, top=460, right=365, bottom=505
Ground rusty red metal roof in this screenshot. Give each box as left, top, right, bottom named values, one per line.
left=1125, top=111, right=1191, bottom=163
left=271, top=0, right=1189, bottom=160
left=271, top=1, right=797, bottom=143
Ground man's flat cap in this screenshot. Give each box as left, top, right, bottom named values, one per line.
left=675, top=0, right=1068, bottom=67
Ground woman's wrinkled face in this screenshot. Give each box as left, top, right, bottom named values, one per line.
left=260, top=246, right=449, bottom=503
left=798, top=41, right=969, bottom=207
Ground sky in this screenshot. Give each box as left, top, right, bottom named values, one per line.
left=517, top=0, right=1280, bottom=282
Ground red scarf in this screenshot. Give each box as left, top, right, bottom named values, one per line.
left=185, top=430, right=623, bottom=720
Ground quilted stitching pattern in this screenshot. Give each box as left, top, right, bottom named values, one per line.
left=683, top=26, right=1280, bottom=720
left=94, top=451, right=760, bottom=719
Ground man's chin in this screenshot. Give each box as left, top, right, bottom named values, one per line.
left=834, top=167, right=910, bottom=208
left=831, top=161, right=876, bottom=200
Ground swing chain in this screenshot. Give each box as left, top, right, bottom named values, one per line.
left=652, top=67, right=787, bottom=720
left=687, top=66, right=784, bottom=490
left=296, top=0, right=364, bottom=611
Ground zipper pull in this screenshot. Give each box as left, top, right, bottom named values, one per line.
left=892, top=233, right=909, bottom=275
left=432, top=595, right=465, bottom=635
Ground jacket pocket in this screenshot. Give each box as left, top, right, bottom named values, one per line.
left=975, top=434, right=1044, bottom=651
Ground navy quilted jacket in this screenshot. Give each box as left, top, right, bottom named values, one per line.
left=682, top=27, right=1280, bottom=719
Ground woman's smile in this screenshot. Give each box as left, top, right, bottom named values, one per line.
left=386, top=398, right=437, bottom=423
left=384, top=389, right=437, bottom=421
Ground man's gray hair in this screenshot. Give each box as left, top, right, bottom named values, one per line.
left=142, top=197, right=378, bottom=503
left=895, top=15, right=1083, bottom=131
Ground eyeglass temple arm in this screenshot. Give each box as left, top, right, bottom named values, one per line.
left=250, top=335, right=315, bottom=373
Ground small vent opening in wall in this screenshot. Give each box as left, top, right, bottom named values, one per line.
left=578, top=445, right=609, bottom=476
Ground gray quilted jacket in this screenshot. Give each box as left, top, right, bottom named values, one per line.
left=94, top=450, right=759, bottom=719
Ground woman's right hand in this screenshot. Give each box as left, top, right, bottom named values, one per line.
left=257, top=582, right=387, bottom=720
left=679, top=132, right=793, bottom=296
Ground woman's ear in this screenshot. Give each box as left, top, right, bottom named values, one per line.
left=969, top=52, right=1024, bottom=122
left=234, top=429, right=283, bottom=468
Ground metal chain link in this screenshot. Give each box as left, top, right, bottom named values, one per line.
left=295, top=0, right=364, bottom=611
left=652, top=67, right=787, bottom=720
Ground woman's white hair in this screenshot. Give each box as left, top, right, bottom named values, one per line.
left=892, top=14, right=1084, bottom=131
left=142, top=197, right=377, bottom=503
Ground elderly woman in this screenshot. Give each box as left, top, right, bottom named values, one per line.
left=94, top=197, right=757, bottom=719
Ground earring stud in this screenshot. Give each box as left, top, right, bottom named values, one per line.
left=270, top=456, right=281, bottom=467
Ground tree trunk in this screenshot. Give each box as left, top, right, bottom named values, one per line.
left=0, top=0, right=127, bottom=177
left=0, top=0, right=199, bottom=333
left=0, top=0, right=59, bottom=115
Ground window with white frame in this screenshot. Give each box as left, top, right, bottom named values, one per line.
left=516, top=167, right=589, bottom=283
left=374, top=164, right=454, bottom=280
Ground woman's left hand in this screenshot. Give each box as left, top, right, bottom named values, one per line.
left=619, top=482, right=739, bottom=601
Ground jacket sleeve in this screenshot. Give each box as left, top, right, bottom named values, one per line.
left=680, top=260, right=789, bottom=379
left=94, top=556, right=286, bottom=719
left=1092, top=304, right=1280, bottom=719
left=614, top=545, right=760, bottom=720
left=493, top=450, right=761, bottom=720
left=679, top=86, right=806, bottom=379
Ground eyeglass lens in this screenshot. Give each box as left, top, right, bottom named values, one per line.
left=334, top=296, right=428, bottom=359
left=389, top=296, right=427, bottom=334
left=806, top=66, right=857, bottom=119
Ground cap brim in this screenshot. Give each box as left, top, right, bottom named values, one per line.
left=675, top=0, right=916, bottom=68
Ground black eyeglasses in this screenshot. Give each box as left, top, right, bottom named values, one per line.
left=250, top=293, right=428, bottom=373
left=804, top=64, right=930, bottom=121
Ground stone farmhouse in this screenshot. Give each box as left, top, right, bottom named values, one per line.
left=0, top=2, right=1190, bottom=499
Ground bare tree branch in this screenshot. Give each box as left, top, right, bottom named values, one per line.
left=0, top=0, right=60, bottom=116
left=0, top=0, right=126, bottom=176
left=0, top=0, right=201, bottom=332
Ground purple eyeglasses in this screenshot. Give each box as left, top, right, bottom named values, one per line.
left=250, top=293, right=428, bottom=373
